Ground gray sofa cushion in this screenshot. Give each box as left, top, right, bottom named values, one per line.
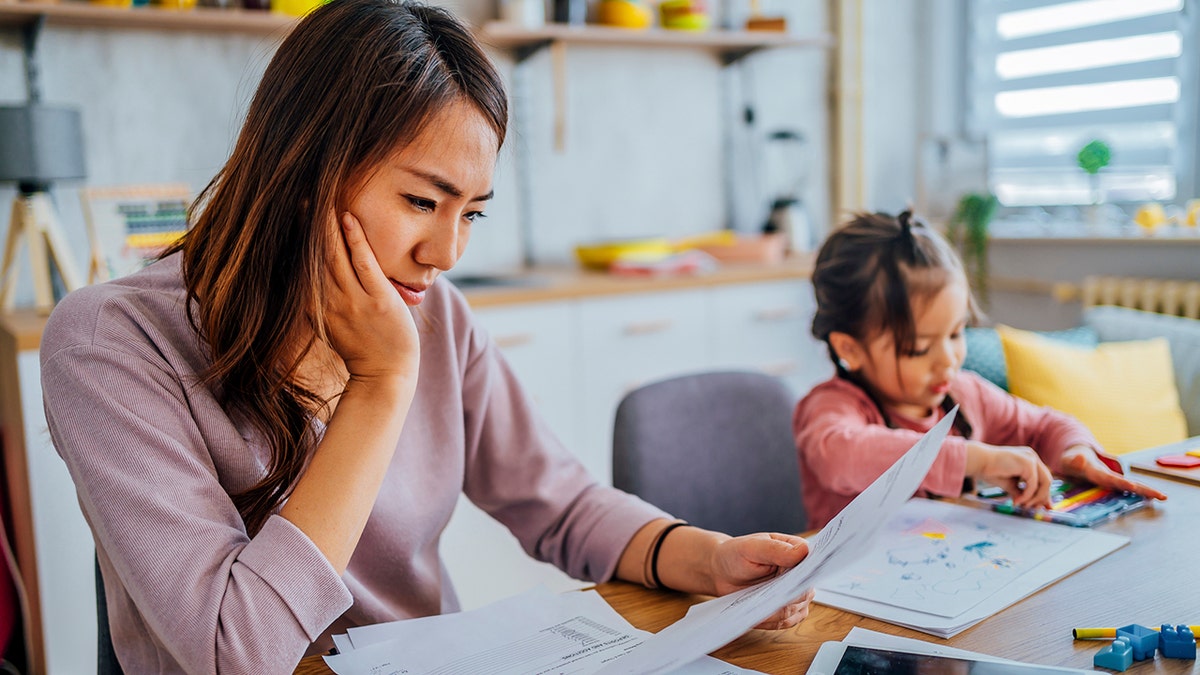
left=1083, top=306, right=1200, bottom=437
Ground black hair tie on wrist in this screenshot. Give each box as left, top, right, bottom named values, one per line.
left=650, top=521, right=690, bottom=591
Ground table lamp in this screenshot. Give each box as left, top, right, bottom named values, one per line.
left=0, top=103, right=87, bottom=314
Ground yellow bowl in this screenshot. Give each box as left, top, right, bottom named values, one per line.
left=673, top=230, right=737, bottom=250
left=597, top=0, right=653, bottom=29
left=574, top=238, right=673, bottom=270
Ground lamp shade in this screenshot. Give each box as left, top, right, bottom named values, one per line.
left=0, top=105, right=86, bottom=190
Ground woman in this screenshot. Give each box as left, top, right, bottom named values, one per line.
left=41, top=1, right=814, bottom=672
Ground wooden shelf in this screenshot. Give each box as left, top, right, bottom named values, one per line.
left=0, top=6, right=834, bottom=52
left=478, top=20, right=833, bottom=60
left=0, top=1, right=294, bottom=34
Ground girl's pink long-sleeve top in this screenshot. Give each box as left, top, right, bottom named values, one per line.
left=40, top=254, right=668, bottom=674
left=793, top=372, right=1104, bottom=529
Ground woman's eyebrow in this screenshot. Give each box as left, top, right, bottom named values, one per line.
left=406, top=168, right=493, bottom=202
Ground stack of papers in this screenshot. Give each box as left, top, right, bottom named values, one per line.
left=324, top=586, right=762, bottom=674
left=814, top=497, right=1128, bottom=637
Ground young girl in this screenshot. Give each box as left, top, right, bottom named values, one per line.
left=40, top=1, right=813, bottom=672
left=793, top=210, right=1166, bottom=529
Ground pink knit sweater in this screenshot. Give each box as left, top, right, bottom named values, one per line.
left=41, top=254, right=667, bottom=674
left=793, top=372, right=1104, bottom=529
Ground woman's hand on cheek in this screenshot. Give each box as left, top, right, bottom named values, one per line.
left=324, top=211, right=420, bottom=385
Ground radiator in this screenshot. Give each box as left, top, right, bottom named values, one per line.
left=1080, top=276, right=1200, bottom=320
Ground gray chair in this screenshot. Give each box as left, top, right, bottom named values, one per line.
left=612, top=370, right=807, bottom=536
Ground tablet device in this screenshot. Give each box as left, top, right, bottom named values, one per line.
left=807, top=642, right=1094, bottom=675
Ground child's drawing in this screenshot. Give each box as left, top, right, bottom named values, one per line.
left=820, top=499, right=1084, bottom=618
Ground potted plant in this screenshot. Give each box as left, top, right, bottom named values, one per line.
left=946, top=192, right=998, bottom=307
left=1077, top=139, right=1111, bottom=219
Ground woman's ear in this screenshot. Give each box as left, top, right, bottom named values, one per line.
left=828, top=332, right=864, bottom=372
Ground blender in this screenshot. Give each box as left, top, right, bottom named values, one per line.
left=761, top=128, right=813, bottom=252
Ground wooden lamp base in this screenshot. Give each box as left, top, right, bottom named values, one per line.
left=0, top=192, right=82, bottom=314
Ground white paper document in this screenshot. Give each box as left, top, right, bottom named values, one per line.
left=591, top=408, right=959, bottom=674
left=323, top=586, right=763, bottom=675
left=814, top=498, right=1128, bottom=637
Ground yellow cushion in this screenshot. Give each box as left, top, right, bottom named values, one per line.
left=998, top=324, right=1187, bottom=455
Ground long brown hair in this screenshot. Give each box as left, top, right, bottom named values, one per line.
left=166, top=0, right=508, bottom=535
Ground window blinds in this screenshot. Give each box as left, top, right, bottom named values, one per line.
left=968, top=0, right=1193, bottom=206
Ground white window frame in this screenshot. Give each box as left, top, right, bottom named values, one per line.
left=966, top=0, right=1199, bottom=210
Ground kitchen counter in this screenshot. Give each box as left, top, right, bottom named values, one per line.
left=455, top=254, right=817, bottom=308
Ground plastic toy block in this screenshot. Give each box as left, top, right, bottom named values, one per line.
left=1094, top=636, right=1133, bottom=672
left=1159, top=624, right=1197, bottom=660
left=1116, top=624, right=1158, bottom=661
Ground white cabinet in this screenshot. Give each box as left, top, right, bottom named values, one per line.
left=711, top=280, right=833, bottom=397
left=474, top=301, right=579, bottom=450
left=575, top=289, right=711, bottom=486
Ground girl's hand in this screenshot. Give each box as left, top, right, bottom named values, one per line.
left=966, top=442, right=1054, bottom=509
left=710, top=533, right=813, bottom=630
left=1058, top=445, right=1168, bottom=501
left=324, top=211, right=420, bottom=385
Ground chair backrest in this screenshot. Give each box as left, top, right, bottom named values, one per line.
left=96, top=556, right=124, bottom=675
left=612, top=370, right=807, bottom=536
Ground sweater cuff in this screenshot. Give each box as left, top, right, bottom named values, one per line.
left=1094, top=451, right=1124, bottom=475
left=1042, top=427, right=1106, bottom=475
left=587, top=494, right=671, bottom=583
left=922, top=436, right=971, bottom=497
left=238, top=515, right=353, bottom=641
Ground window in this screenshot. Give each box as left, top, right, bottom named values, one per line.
left=969, top=0, right=1195, bottom=207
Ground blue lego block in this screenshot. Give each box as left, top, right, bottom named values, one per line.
left=1159, top=624, right=1197, bottom=660
left=1094, top=636, right=1133, bottom=672
left=1116, top=624, right=1158, bottom=660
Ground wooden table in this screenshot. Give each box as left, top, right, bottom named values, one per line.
left=296, top=458, right=1200, bottom=674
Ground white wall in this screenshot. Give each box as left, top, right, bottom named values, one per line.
left=859, top=0, right=920, bottom=215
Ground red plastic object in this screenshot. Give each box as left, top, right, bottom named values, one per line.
left=1155, top=454, right=1200, bottom=468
